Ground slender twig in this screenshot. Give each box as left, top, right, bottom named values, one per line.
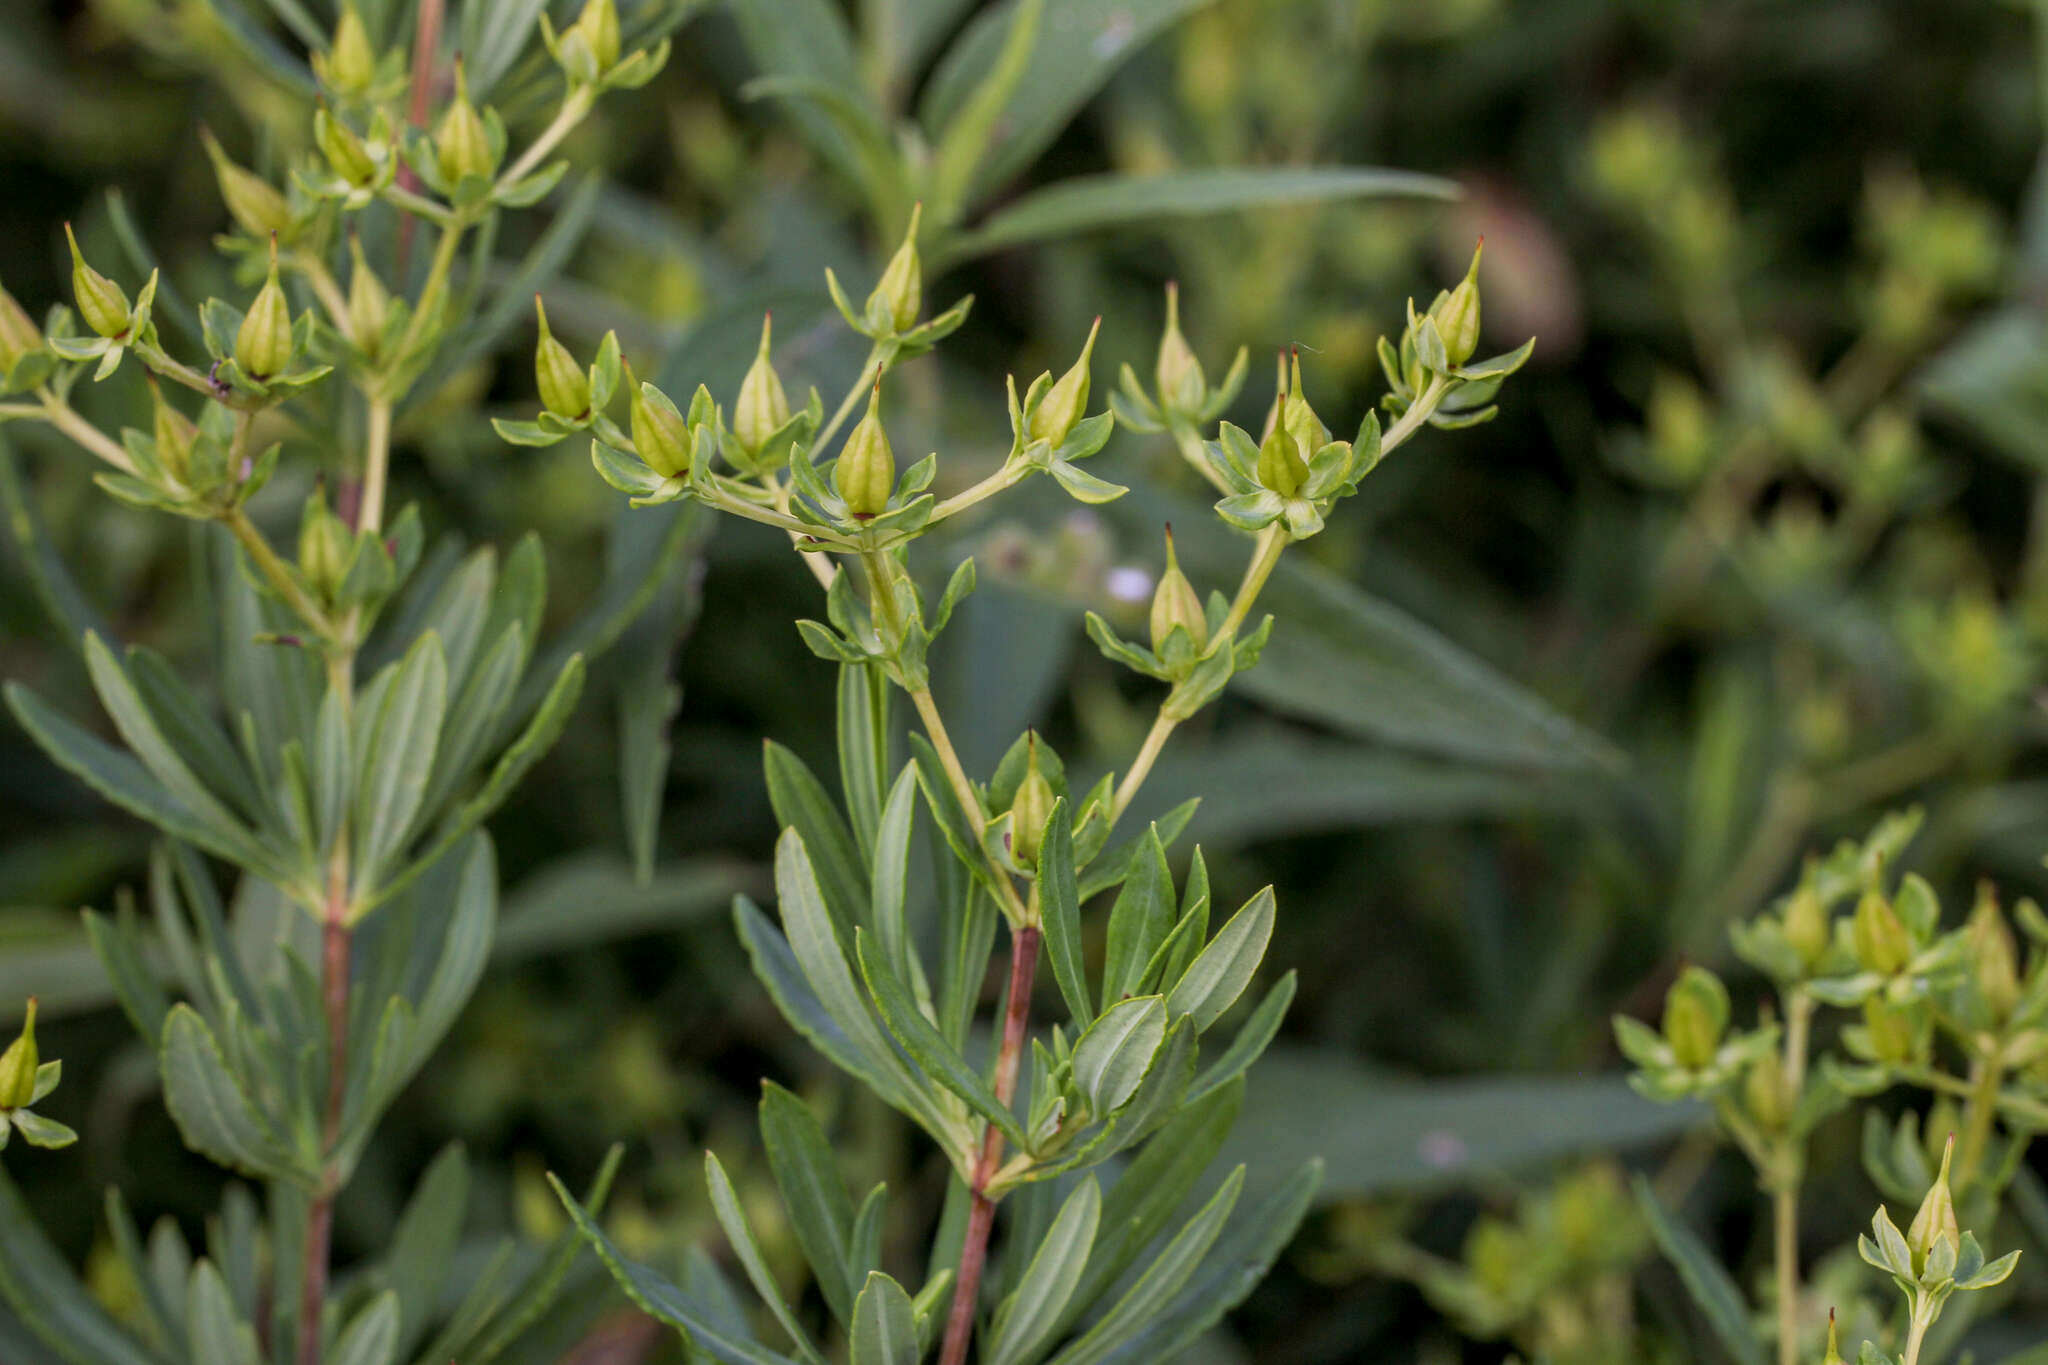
left=815, top=341, right=890, bottom=455
left=36, top=387, right=136, bottom=473
left=357, top=399, right=393, bottom=536
left=1773, top=989, right=1813, bottom=1365
left=497, top=87, right=596, bottom=190
left=226, top=509, right=335, bottom=639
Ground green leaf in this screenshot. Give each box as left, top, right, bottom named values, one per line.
left=1037, top=798, right=1093, bottom=1026
left=945, top=166, right=1457, bottom=262
left=493, top=853, right=751, bottom=959
left=859, top=928, right=1025, bottom=1151
left=1165, top=886, right=1273, bottom=1032
left=988, top=1176, right=1100, bottom=1365
left=765, top=740, right=871, bottom=937
left=729, top=0, right=872, bottom=190
left=869, top=764, right=920, bottom=987
left=929, top=0, right=1041, bottom=225
left=838, top=664, right=892, bottom=860
left=1049, top=1168, right=1242, bottom=1365
left=1101, top=829, right=1172, bottom=1005
left=186, top=1259, right=261, bottom=1365
left=1185, top=972, right=1293, bottom=1105
left=1071, top=996, right=1167, bottom=1116
left=1634, top=1177, right=1767, bottom=1365
left=759, top=1081, right=861, bottom=1326
left=1071, top=1079, right=1242, bottom=1322
left=0, top=1166, right=159, bottom=1365
left=737, top=896, right=875, bottom=1087
left=705, top=1152, right=827, bottom=1364
left=549, top=1174, right=796, bottom=1365
left=921, top=0, right=1219, bottom=206
left=462, top=1142, right=625, bottom=1365
left=160, top=1004, right=306, bottom=1184
left=382, top=1143, right=466, bottom=1355
left=328, top=1290, right=398, bottom=1365
left=849, top=1272, right=918, bottom=1365
left=353, top=632, right=449, bottom=885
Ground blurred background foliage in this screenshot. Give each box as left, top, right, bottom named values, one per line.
left=6, top=0, right=2048, bottom=1360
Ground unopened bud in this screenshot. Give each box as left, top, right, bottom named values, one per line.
left=321, top=6, right=378, bottom=95
left=1155, top=281, right=1206, bottom=414
left=65, top=224, right=132, bottom=339
left=345, top=236, right=389, bottom=356
left=235, top=242, right=294, bottom=379
left=868, top=204, right=923, bottom=334
left=532, top=297, right=590, bottom=419
left=733, top=314, right=791, bottom=457
left=834, top=384, right=894, bottom=517
left=315, top=108, right=377, bottom=187
left=436, top=63, right=499, bottom=184
left=1851, top=890, right=1913, bottom=975
left=1661, top=965, right=1728, bottom=1070
left=200, top=128, right=291, bottom=239
left=1149, top=527, right=1207, bottom=653
left=572, top=0, right=621, bottom=72
left=1822, top=1310, right=1845, bottom=1365
left=0, top=281, right=43, bottom=373
left=1967, top=886, right=2021, bottom=1021
left=1282, top=350, right=1331, bottom=452
left=1744, top=1047, right=1791, bottom=1130
left=1431, top=239, right=1483, bottom=367
left=298, top=487, right=352, bottom=601
left=1862, top=998, right=1918, bottom=1064
left=1009, top=735, right=1055, bottom=868
left=630, top=382, right=691, bottom=478
left=151, top=382, right=199, bottom=482
left=1255, top=395, right=1309, bottom=498
left=1782, top=883, right=1830, bottom=970
left=1906, top=1135, right=1961, bottom=1274
left=0, top=999, right=38, bottom=1110
left=1028, top=317, right=1099, bottom=447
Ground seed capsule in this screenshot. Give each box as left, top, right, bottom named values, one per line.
left=345, top=236, right=390, bottom=357
left=0, top=999, right=39, bottom=1110
left=298, top=487, right=352, bottom=601
left=151, top=382, right=199, bottom=482
left=200, top=128, right=291, bottom=239
left=1009, top=735, right=1055, bottom=868
left=572, top=0, right=621, bottom=72
left=1431, top=239, right=1484, bottom=367
left=1906, top=1135, right=1961, bottom=1274
left=1255, top=394, right=1309, bottom=498
left=1781, top=883, right=1829, bottom=970
left=1850, top=890, right=1913, bottom=975
left=65, top=224, right=132, bottom=339
left=1966, top=886, right=2021, bottom=1021
left=1744, top=1048, right=1790, bottom=1130
left=834, top=385, right=895, bottom=518
left=0, top=281, right=43, bottom=373
left=322, top=6, right=378, bottom=96
left=1154, top=281, right=1206, bottom=414
left=236, top=243, right=294, bottom=379
left=315, top=109, right=377, bottom=187
left=631, top=383, right=692, bottom=478
left=1029, top=317, right=1100, bottom=448
left=1862, top=998, right=1917, bottom=1065
left=732, top=315, right=791, bottom=458
left=868, top=204, right=923, bottom=335
left=1661, top=965, right=1728, bottom=1070
left=532, top=297, right=590, bottom=420
left=435, top=63, right=498, bottom=184
left=1149, top=527, right=1207, bottom=654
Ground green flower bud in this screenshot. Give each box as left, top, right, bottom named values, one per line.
left=1661, top=965, right=1728, bottom=1070
left=1862, top=998, right=1918, bottom=1065
left=320, top=5, right=378, bottom=96
left=868, top=203, right=923, bottom=335
left=631, top=382, right=691, bottom=479
left=1009, top=735, right=1055, bottom=868
left=1149, top=527, right=1207, bottom=654
left=1744, top=1047, right=1790, bottom=1131
left=1782, top=883, right=1830, bottom=971
left=298, top=487, right=352, bottom=601
left=1430, top=239, right=1483, bottom=367
left=150, top=382, right=198, bottom=482
left=65, top=224, right=132, bottom=339
left=1282, top=349, right=1332, bottom=453
left=345, top=235, right=389, bottom=357
left=199, top=128, right=291, bottom=239
left=532, top=297, right=590, bottom=419
left=236, top=243, right=294, bottom=379
left=572, top=0, right=621, bottom=72
left=1851, top=890, right=1913, bottom=975
left=1255, top=394, right=1309, bottom=498
left=1028, top=316, right=1099, bottom=447
left=0, top=281, right=44, bottom=373
left=733, top=314, right=792, bottom=457
left=834, top=384, right=894, bottom=518
left=435, top=63, right=499, bottom=185
left=1822, top=1310, right=1845, bottom=1365
left=1967, top=886, right=2021, bottom=1021
left=315, top=108, right=377, bottom=187
left=1155, top=281, right=1206, bottom=414
left=0, top=999, right=38, bottom=1110
left=1906, top=1134, right=1960, bottom=1275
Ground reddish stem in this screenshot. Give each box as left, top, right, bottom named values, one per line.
left=297, top=887, right=353, bottom=1365
left=394, top=0, right=446, bottom=267
left=937, top=925, right=1040, bottom=1365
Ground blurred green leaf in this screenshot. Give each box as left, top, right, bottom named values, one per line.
left=1634, top=1177, right=1767, bottom=1365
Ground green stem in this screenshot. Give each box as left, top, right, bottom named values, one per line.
left=293, top=251, right=351, bottom=332
left=930, top=465, right=1022, bottom=524
left=379, top=184, right=456, bottom=228
left=497, top=87, right=596, bottom=190
left=358, top=399, right=393, bottom=536
left=226, top=509, right=335, bottom=640
left=36, top=387, right=136, bottom=473
left=390, top=223, right=465, bottom=379
left=1773, top=989, right=1814, bottom=1365
left=1168, top=420, right=1232, bottom=495
left=815, top=341, right=891, bottom=453
left=1382, top=374, right=1452, bottom=453
left=1902, top=1308, right=1931, bottom=1365
left=133, top=340, right=220, bottom=401
left=1958, top=1052, right=2006, bottom=1189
